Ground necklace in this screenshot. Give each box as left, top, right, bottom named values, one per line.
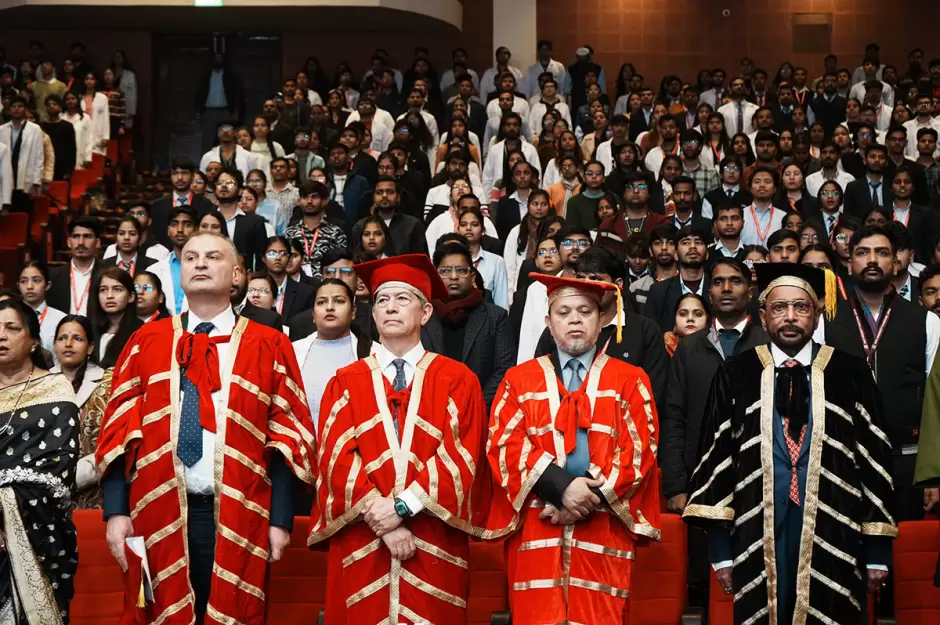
left=626, top=215, right=647, bottom=233
left=1, top=366, right=34, bottom=437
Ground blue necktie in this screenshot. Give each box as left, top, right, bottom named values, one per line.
left=178, top=322, right=215, bottom=467
left=564, top=359, right=590, bottom=476
left=391, top=359, right=407, bottom=439
left=565, top=359, right=584, bottom=392
left=718, top=329, right=741, bottom=359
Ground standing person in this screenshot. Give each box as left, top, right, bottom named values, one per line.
left=0, top=299, right=80, bottom=623
left=701, top=156, right=752, bottom=219
left=288, top=127, right=325, bottom=186
left=645, top=225, right=709, bottom=331
left=0, top=95, right=44, bottom=205
left=564, top=160, right=608, bottom=231
left=152, top=156, right=215, bottom=250
left=308, top=254, right=500, bottom=624
left=31, top=60, right=67, bottom=123
left=805, top=141, right=856, bottom=197
left=596, top=171, right=668, bottom=257
left=457, top=202, right=509, bottom=310
left=708, top=202, right=747, bottom=265
left=18, top=260, right=66, bottom=359
left=825, top=225, right=940, bottom=522
left=352, top=176, right=426, bottom=256
left=41, top=94, right=76, bottom=180
left=263, top=235, right=315, bottom=320
left=195, top=51, right=243, bottom=153
left=719, top=77, right=759, bottom=136
left=684, top=263, right=895, bottom=624
left=844, top=143, right=892, bottom=217
left=90, top=266, right=143, bottom=369
left=48, top=217, right=102, bottom=316
left=487, top=273, right=660, bottom=625
left=284, top=180, right=347, bottom=280
left=662, top=258, right=769, bottom=611
left=112, top=50, right=138, bottom=130
left=102, top=215, right=157, bottom=276
left=421, top=240, right=515, bottom=409
left=149, top=206, right=198, bottom=315
left=79, top=71, right=110, bottom=155
left=97, top=231, right=315, bottom=624
left=62, top=90, right=93, bottom=170
left=213, top=168, right=269, bottom=270
left=741, top=167, right=786, bottom=246
left=200, top=121, right=255, bottom=180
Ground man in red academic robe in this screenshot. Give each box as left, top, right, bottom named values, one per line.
left=96, top=232, right=317, bottom=625
left=308, top=254, right=506, bottom=625
left=487, top=274, right=661, bottom=624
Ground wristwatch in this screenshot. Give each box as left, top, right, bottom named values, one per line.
left=394, top=497, right=410, bottom=518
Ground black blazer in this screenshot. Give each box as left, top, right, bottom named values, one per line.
left=629, top=108, right=654, bottom=141
left=809, top=95, right=846, bottom=137
left=644, top=275, right=704, bottom=332
left=421, top=302, right=515, bottom=410
left=885, top=158, right=932, bottom=206
left=240, top=302, right=283, bottom=331
left=230, top=212, right=269, bottom=271
left=101, top=255, right=156, bottom=275
left=47, top=261, right=102, bottom=314
left=843, top=177, right=895, bottom=218
left=495, top=195, right=523, bottom=241
left=280, top=278, right=315, bottom=322
left=151, top=194, right=215, bottom=251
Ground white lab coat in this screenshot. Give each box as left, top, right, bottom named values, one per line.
left=0, top=142, right=13, bottom=205
left=0, top=121, right=44, bottom=191
left=63, top=113, right=93, bottom=168
left=200, top=145, right=256, bottom=179
left=482, top=139, right=540, bottom=199
left=80, top=92, right=111, bottom=155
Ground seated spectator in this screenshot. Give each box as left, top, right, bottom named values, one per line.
left=664, top=292, right=710, bottom=356
left=134, top=270, right=170, bottom=323
left=17, top=261, right=66, bottom=361
left=247, top=272, right=278, bottom=311
left=284, top=180, right=348, bottom=280
left=238, top=186, right=275, bottom=237
left=351, top=176, right=425, bottom=256
left=504, top=189, right=554, bottom=297
left=250, top=114, right=286, bottom=162
left=354, top=214, right=393, bottom=258
left=90, top=266, right=143, bottom=369
left=426, top=181, right=496, bottom=252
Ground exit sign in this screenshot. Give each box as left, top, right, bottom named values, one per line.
left=195, top=0, right=223, bottom=6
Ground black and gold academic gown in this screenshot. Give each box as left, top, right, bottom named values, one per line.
left=682, top=344, right=897, bottom=625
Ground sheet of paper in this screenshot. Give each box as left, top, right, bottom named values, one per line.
left=125, top=536, right=155, bottom=602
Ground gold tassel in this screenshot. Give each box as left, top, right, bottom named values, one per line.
left=137, top=572, right=146, bottom=608
left=824, top=269, right=838, bottom=320
left=615, top=286, right=623, bottom=344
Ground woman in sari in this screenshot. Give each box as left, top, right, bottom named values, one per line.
left=0, top=299, right=78, bottom=622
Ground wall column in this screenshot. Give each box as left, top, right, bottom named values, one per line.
left=492, top=0, right=536, bottom=70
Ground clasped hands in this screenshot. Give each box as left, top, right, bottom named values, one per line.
left=539, top=476, right=606, bottom=525
left=364, top=497, right=415, bottom=561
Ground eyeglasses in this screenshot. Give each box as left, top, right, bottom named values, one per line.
left=585, top=169, right=604, bottom=176
left=800, top=233, right=819, bottom=241
left=265, top=250, right=289, bottom=259
left=834, top=233, right=849, bottom=244
left=296, top=133, right=311, bottom=139
left=438, top=266, right=472, bottom=277
left=324, top=267, right=355, bottom=277
left=858, top=131, right=873, bottom=137
left=247, top=288, right=272, bottom=296
left=128, top=209, right=147, bottom=218
left=218, top=125, right=234, bottom=132
left=627, top=183, right=648, bottom=191
left=398, top=127, right=410, bottom=133
left=561, top=239, right=591, bottom=249
left=722, top=165, right=741, bottom=172
left=134, top=284, right=155, bottom=294
left=216, top=180, right=236, bottom=188
left=537, top=248, right=559, bottom=257
left=768, top=300, right=814, bottom=317
left=820, top=189, right=841, bottom=197
left=682, top=139, right=700, bottom=146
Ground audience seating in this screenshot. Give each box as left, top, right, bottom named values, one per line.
left=72, top=510, right=123, bottom=625
left=265, top=517, right=328, bottom=622
left=0, top=212, right=29, bottom=286
left=893, top=520, right=940, bottom=625
left=631, top=513, right=689, bottom=623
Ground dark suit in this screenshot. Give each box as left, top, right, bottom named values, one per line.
left=151, top=194, right=215, bottom=251
left=885, top=158, right=931, bottom=206
left=629, top=108, right=654, bottom=141
left=279, top=278, right=315, bottom=322
left=352, top=152, right=379, bottom=187
left=47, top=261, right=102, bottom=315
left=352, top=211, right=427, bottom=256
left=230, top=212, right=269, bottom=271
left=421, top=302, right=515, bottom=409
left=288, top=300, right=378, bottom=342
left=809, top=95, right=846, bottom=137
left=671, top=214, right=714, bottom=243
left=102, top=255, right=156, bottom=275
left=239, top=302, right=283, bottom=331
left=495, top=195, right=524, bottom=240
left=644, top=275, right=706, bottom=332
left=899, top=204, right=939, bottom=263
left=329, top=171, right=372, bottom=224
left=843, top=176, right=894, bottom=218
left=769, top=103, right=797, bottom=133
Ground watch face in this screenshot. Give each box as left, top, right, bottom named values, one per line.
left=395, top=499, right=409, bottom=517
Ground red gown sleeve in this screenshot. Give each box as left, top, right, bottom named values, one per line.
left=598, top=371, right=662, bottom=541
left=267, top=332, right=318, bottom=485
left=307, top=373, right=382, bottom=545
left=94, top=332, right=147, bottom=477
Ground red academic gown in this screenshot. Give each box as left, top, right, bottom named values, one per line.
left=487, top=353, right=661, bottom=624
left=95, top=315, right=317, bottom=625
left=308, top=351, right=508, bottom=625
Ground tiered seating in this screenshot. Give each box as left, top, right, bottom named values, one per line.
left=631, top=514, right=689, bottom=623
left=265, top=517, right=328, bottom=621
left=0, top=211, right=29, bottom=286
left=893, top=520, right=940, bottom=625
left=72, top=510, right=123, bottom=625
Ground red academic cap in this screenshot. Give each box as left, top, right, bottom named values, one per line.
left=354, top=254, right=448, bottom=302
left=529, top=273, right=624, bottom=342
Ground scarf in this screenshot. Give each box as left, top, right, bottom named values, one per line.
left=175, top=331, right=230, bottom=432
left=432, top=289, right=483, bottom=326
left=556, top=384, right=593, bottom=456
left=560, top=177, right=580, bottom=215
left=524, top=217, right=542, bottom=260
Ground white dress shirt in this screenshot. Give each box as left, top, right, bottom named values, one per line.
left=848, top=81, right=894, bottom=109
left=903, top=117, right=940, bottom=158
left=522, top=60, right=568, bottom=99
left=485, top=96, right=530, bottom=121
left=718, top=100, right=758, bottom=136
left=34, top=301, right=66, bottom=360
left=473, top=249, right=510, bottom=311
left=740, top=204, right=785, bottom=247
left=373, top=340, right=427, bottom=514
left=68, top=260, right=96, bottom=316
left=480, top=65, right=524, bottom=100
left=805, top=168, right=856, bottom=197
left=182, top=307, right=236, bottom=495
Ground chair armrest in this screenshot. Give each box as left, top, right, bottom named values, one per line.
left=876, top=618, right=897, bottom=625
left=681, top=607, right=704, bottom=625
left=318, top=609, right=324, bottom=625
left=490, top=611, right=511, bottom=625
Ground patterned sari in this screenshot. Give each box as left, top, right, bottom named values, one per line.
left=0, top=373, right=79, bottom=624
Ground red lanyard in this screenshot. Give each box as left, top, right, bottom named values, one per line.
left=37, top=306, right=47, bottom=326
left=894, top=205, right=911, bottom=226
left=711, top=141, right=722, bottom=163
left=749, top=205, right=775, bottom=244
left=662, top=142, right=680, bottom=158
left=794, top=90, right=807, bottom=106
left=70, top=264, right=91, bottom=313
left=146, top=311, right=159, bottom=323
left=301, top=226, right=320, bottom=258
left=119, top=259, right=136, bottom=277
left=850, top=293, right=896, bottom=368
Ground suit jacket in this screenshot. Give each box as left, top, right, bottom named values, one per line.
left=101, top=254, right=156, bottom=275
left=495, top=195, right=524, bottom=241
left=843, top=176, right=895, bottom=218
left=629, top=108, right=654, bottom=141
left=351, top=152, right=379, bottom=187
left=420, top=302, right=515, bottom=409
left=885, top=158, right=931, bottom=206
left=151, top=194, right=215, bottom=250
left=899, top=203, right=939, bottom=263
left=239, top=301, right=283, bottom=331
left=279, top=278, right=315, bottom=322
left=809, top=95, right=847, bottom=137
left=230, top=212, right=269, bottom=271
left=352, top=211, right=427, bottom=256
left=330, top=171, right=372, bottom=224
left=47, top=261, right=102, bottom=314
left=644, top=275, right=707, bottom=332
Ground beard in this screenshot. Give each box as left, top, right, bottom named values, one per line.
left=856, top=265, right=891, bottom=292
left=559, top=337, right=594, bottom=356
left=770, top=323, right=810, bottom=350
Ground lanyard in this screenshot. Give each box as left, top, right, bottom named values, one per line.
left=301, top=226, right=320, bottom=258
left=146, top=311, right=160, bottom=323
left=37, top=305, right=47, bottom=326
left=711, top=141, right=723, bottom=164
left=119, top=259, right=136, bottom=277
left=850, top=293, right=896, bottom=368
left=794, top=90, right=807, bottom=106
left=749, top=205, right=775, bottom=244
left=894, top=206, right=911, bottom=226
left=70, top=264, right=91, bottom=313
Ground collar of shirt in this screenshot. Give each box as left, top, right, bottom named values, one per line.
left=33, top=301, right=47, bottom=316
left=715, top=316, right=748, bottom=334
left=714, top=240, right=744, bottom=256
left=722, top=184, right=740, bottom=194
left=770, top=341, right=813, bottom=367
left=557, top=347, right=596, bottom=383
left=187, top=306, right=236, bottom=336
left=226, top=207, right=246, bottom=221
left=374, top=341, right=426, bottom=384
left=680, top=278, right=704, bottom=296
left=71, top=259, right=94, bottom=276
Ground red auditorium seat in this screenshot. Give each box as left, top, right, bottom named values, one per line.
left=468, top=540, right=509, bottom=625
left=631, top=513, right=688, bottom=624
left=265, top=517, right=328, bottom=621
left=0, top=212, right=29, bottom=286
left=893, top=520, right=940, bottom=625
left=72, top=509, right=124, bottom=625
